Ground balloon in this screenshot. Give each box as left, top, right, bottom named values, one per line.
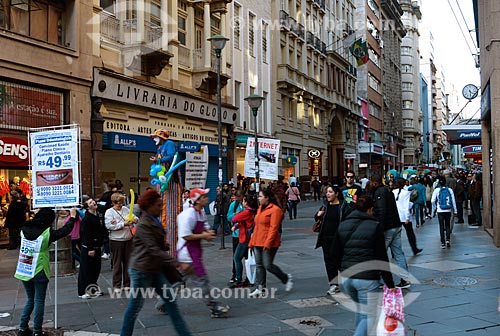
left=151, top=178, right=160, bottom=185
left=150, top=164, right=162, bottom=177
left=163, top=159, right=188, bottom=178
left=159, top=175, right=167, bottom=183
left=160, top=183, right=168, bottom=193
left=160, top=166, right=166, bottom=173
left=157, top=171, right=164, bottom=176
left=125, top=189, right=135, bottom=222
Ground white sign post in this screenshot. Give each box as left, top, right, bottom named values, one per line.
left=29, top=125, right=80, bottom=331
left=244, top=138, right=280, bottom=180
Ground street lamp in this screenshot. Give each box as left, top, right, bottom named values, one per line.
left=208, top=34, right=228, bottom=249
left=245, top=93, right=265, bottom=192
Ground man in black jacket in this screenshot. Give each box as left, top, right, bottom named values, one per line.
left=369, top=174, right=411, bottom=289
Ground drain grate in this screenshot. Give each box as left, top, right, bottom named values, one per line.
left=432, top=276, right=478, bottom=287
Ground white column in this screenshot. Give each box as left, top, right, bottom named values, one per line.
left=136, top=0, right=145, bottom=43
left=161, top=0, right=168, bottom=49
left=204, top=1, right=211, bottom=68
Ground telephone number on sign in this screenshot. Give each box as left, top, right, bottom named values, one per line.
left=35, top=185, right=75, bottom=197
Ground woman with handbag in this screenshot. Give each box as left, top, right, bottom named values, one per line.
left=248, top=189, right=293, bottom=297
left=285, top=182, right=300, bottom=220
left=121, top=189, right=190, bottom=336
left=105, top=193, right=138, bottom=292
left=314, top=185, right=352, bottom=295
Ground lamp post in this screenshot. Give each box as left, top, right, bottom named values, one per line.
left=208, top=34, right=228, bottom=249
left=245, top=94, right=265, bottom=193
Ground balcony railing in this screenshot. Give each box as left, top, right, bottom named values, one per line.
left=100, top=11, right=120, bottom=41
left=178, top=45, right=191, bottom=68
left=192, top=48, right=217, bottom=72
left=279, top=10, right=289, bottom=29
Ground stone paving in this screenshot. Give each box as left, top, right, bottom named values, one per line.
left=0, top=200, right=499, bottom=335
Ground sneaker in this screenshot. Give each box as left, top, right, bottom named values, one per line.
left=249, top=288, right=263, bottom=298
left=413, top=248, right=423, bottom=256
left=229, top=277, right=235, bottom=284
left=285, top=274, right=294, bottom=292
left=17, top=328, right=32, bottom=336
left=79, top=294, right=91, bottom=299
left=396, top=279, right=411, bottom=289
left=211, top=304, right=230, bottom=317
left=101, top=253, right=110, bottom=260
left=33, top=331, right=49, bottom=336
left=446, top=240, right=451, bottom=248
left=441, top=243, right=446, bottom=249
left=327, top=284, right=340, bottom=295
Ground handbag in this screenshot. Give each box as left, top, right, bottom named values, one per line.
left=376, top=286, right=406, bottom=335
left=245, top=248, right=256, bottom=285
left=312, top=206, right=326, bottom=233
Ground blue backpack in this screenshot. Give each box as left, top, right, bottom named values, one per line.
left=438, top=187, right=452, bottom=210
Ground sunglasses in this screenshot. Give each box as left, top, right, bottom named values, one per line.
left=346, top=175, right=355, bottom=178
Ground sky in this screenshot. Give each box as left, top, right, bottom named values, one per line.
left=420, top=0, right=481, bottom=119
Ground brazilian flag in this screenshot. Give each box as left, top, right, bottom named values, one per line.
left=350, top=38, right=369, bottom=66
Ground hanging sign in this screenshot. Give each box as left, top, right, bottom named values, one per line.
left=244, top=138, right=280, bottom=180
left=0, top=137, right=29, bottom=166
left=30, top=128, right=80, bottom=208
left=185, top=145, right=209, bottom=189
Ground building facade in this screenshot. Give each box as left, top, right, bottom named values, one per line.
left=272, top=0, right=359, bottom=186
left=400, top=0, right=422, bottom=166
left=353, top=0, right=385, bottom=177
left=380, top=0, right=406, bottom=172
left=91, top=0, right=237, bottom=199
left=0, top=0, right=93, bottom=199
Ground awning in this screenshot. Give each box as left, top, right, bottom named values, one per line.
left=442, top=124, right=481, bottom=145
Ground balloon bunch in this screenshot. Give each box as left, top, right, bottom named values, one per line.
left=150, top=152, right=187, bottom=193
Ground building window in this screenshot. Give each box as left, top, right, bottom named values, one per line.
left=249, top=12, right=255, bottom=57
left=401, top=46, right=411, bottom=55
left=178, top=0, right=187, bottom=11
left=368, top=73, right=380, bottom=93
left=262, top=21, right=268, bottom=63
left=403, top=100, right=413, bottom=109
left=367, top=0, right=379, bottom=17
left=178, top=16, right=187, bottom=46
left=0, top=0, right=74, bottom=47
left=404, top=137, right=414, bottom=147
left=402, top=82, right=413, bottom=91
left=149, top=0, right=161, bottom=26
left=235, top=81, right=241, bottom=116
left=234, top=3, right=240, bottom=49
left=369, top=103, right=381, bottom=119
left=263, top=91, right=268, bottom=132
left=403, top=119, right=414, bottom=128
left=402, top=64, right=412, bottom=73
left=101, top=0, right=116, bottom=14
left=369, top=48, right=380, bottom=67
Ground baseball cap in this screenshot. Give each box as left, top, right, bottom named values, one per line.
left=189, top=188, right=210, bottom=203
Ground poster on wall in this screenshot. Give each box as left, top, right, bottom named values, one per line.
left=185, top=145, right=209, bottom=189
left=30, top=127, right=80, bottom=208
left=244, top=138, right=280, bottom=180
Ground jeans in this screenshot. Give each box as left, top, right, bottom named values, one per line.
left=385, top=227, right=408, bottom=282
left=288, top=201, right=298, bottom=219
left=19, top=271, right=49, bottom=332
left=233, top=242, right=248, bottom=282
left=121, top=268, right=191, bottom=336
left=231, top=237, right=239, bottom=279
left=341, top=278, right=380, bottom=336
left=414, top=203, right=424, bottom=225
left=212, top=214, right=230, bottom=235
left=437, top=212, right=452, bottom=244
left=253, top=247, right=288, bottom=287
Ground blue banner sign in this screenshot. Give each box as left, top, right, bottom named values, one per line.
left=457, top=131, right=481, bottom=140
left=178, top=142, right=201, bottom=152
left=105, top=132, right=157, bottom=152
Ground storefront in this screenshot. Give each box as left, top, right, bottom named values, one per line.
left=358, top=141, right=384, bottom=177
left=92, top=70, right=236, bottom=200
left=281, top=147, right=300, bottom=182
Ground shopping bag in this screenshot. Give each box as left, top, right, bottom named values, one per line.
left=245, top=248, right=256, bottom=285
left=376, top=286, right=406, bottom=335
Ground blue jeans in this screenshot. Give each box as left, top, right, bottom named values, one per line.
left=341, top=278, right=380, bottom=336
left=233, top=242, right=248, bottom=282
left=253, top=247, right=288, bottom=287
left=414, top=203, right=424, bottom=225
left=385, top=227, right=408, bottom=282
left=288, top=201, right=298, bottom=219
left=19, top=271, right=49, bottom=332
left=120, top=268, right=191, bottom=336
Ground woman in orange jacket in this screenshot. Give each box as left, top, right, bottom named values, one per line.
left=248, top=189, right=293, bottom=297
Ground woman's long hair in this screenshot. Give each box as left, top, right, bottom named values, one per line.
left=260, top=188, right=282, bottom=212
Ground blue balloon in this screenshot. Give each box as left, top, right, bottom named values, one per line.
left=151, top=178, right=160, bottom=185
left=149, top=164, right=162, bottom=177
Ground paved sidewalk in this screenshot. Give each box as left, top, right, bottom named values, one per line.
left=1, top=200, right=499, bottom=335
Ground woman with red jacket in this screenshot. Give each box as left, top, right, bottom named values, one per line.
left=248, top=189, right=293, bottom=297
left=230, top=196, right=258, bottom=287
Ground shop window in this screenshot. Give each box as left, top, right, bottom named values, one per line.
left=0, top=0, right=75, bottom=48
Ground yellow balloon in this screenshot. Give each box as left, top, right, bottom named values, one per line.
left=125, top=189, right=135, bottom=222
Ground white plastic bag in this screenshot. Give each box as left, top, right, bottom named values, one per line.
left=245, top=249, right=256, bottom=285
left=376, top=287, right=406, bottom=335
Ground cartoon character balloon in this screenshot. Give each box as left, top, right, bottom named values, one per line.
left=150, top=152, right=187, bottom=192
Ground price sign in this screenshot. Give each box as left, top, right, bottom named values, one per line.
left=30, top=128, right=80, bottom=208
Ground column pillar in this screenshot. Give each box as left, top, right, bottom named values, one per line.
left=203, top=1, right=211, bottom=68
left=136, top=0, right=145, bottom=43
left=220, top=10, right=227, bottom=73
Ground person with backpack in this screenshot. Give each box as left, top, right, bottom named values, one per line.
left=431, top=176, right=457, bottom=249
left=230, top=196, right=258, bottom=288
